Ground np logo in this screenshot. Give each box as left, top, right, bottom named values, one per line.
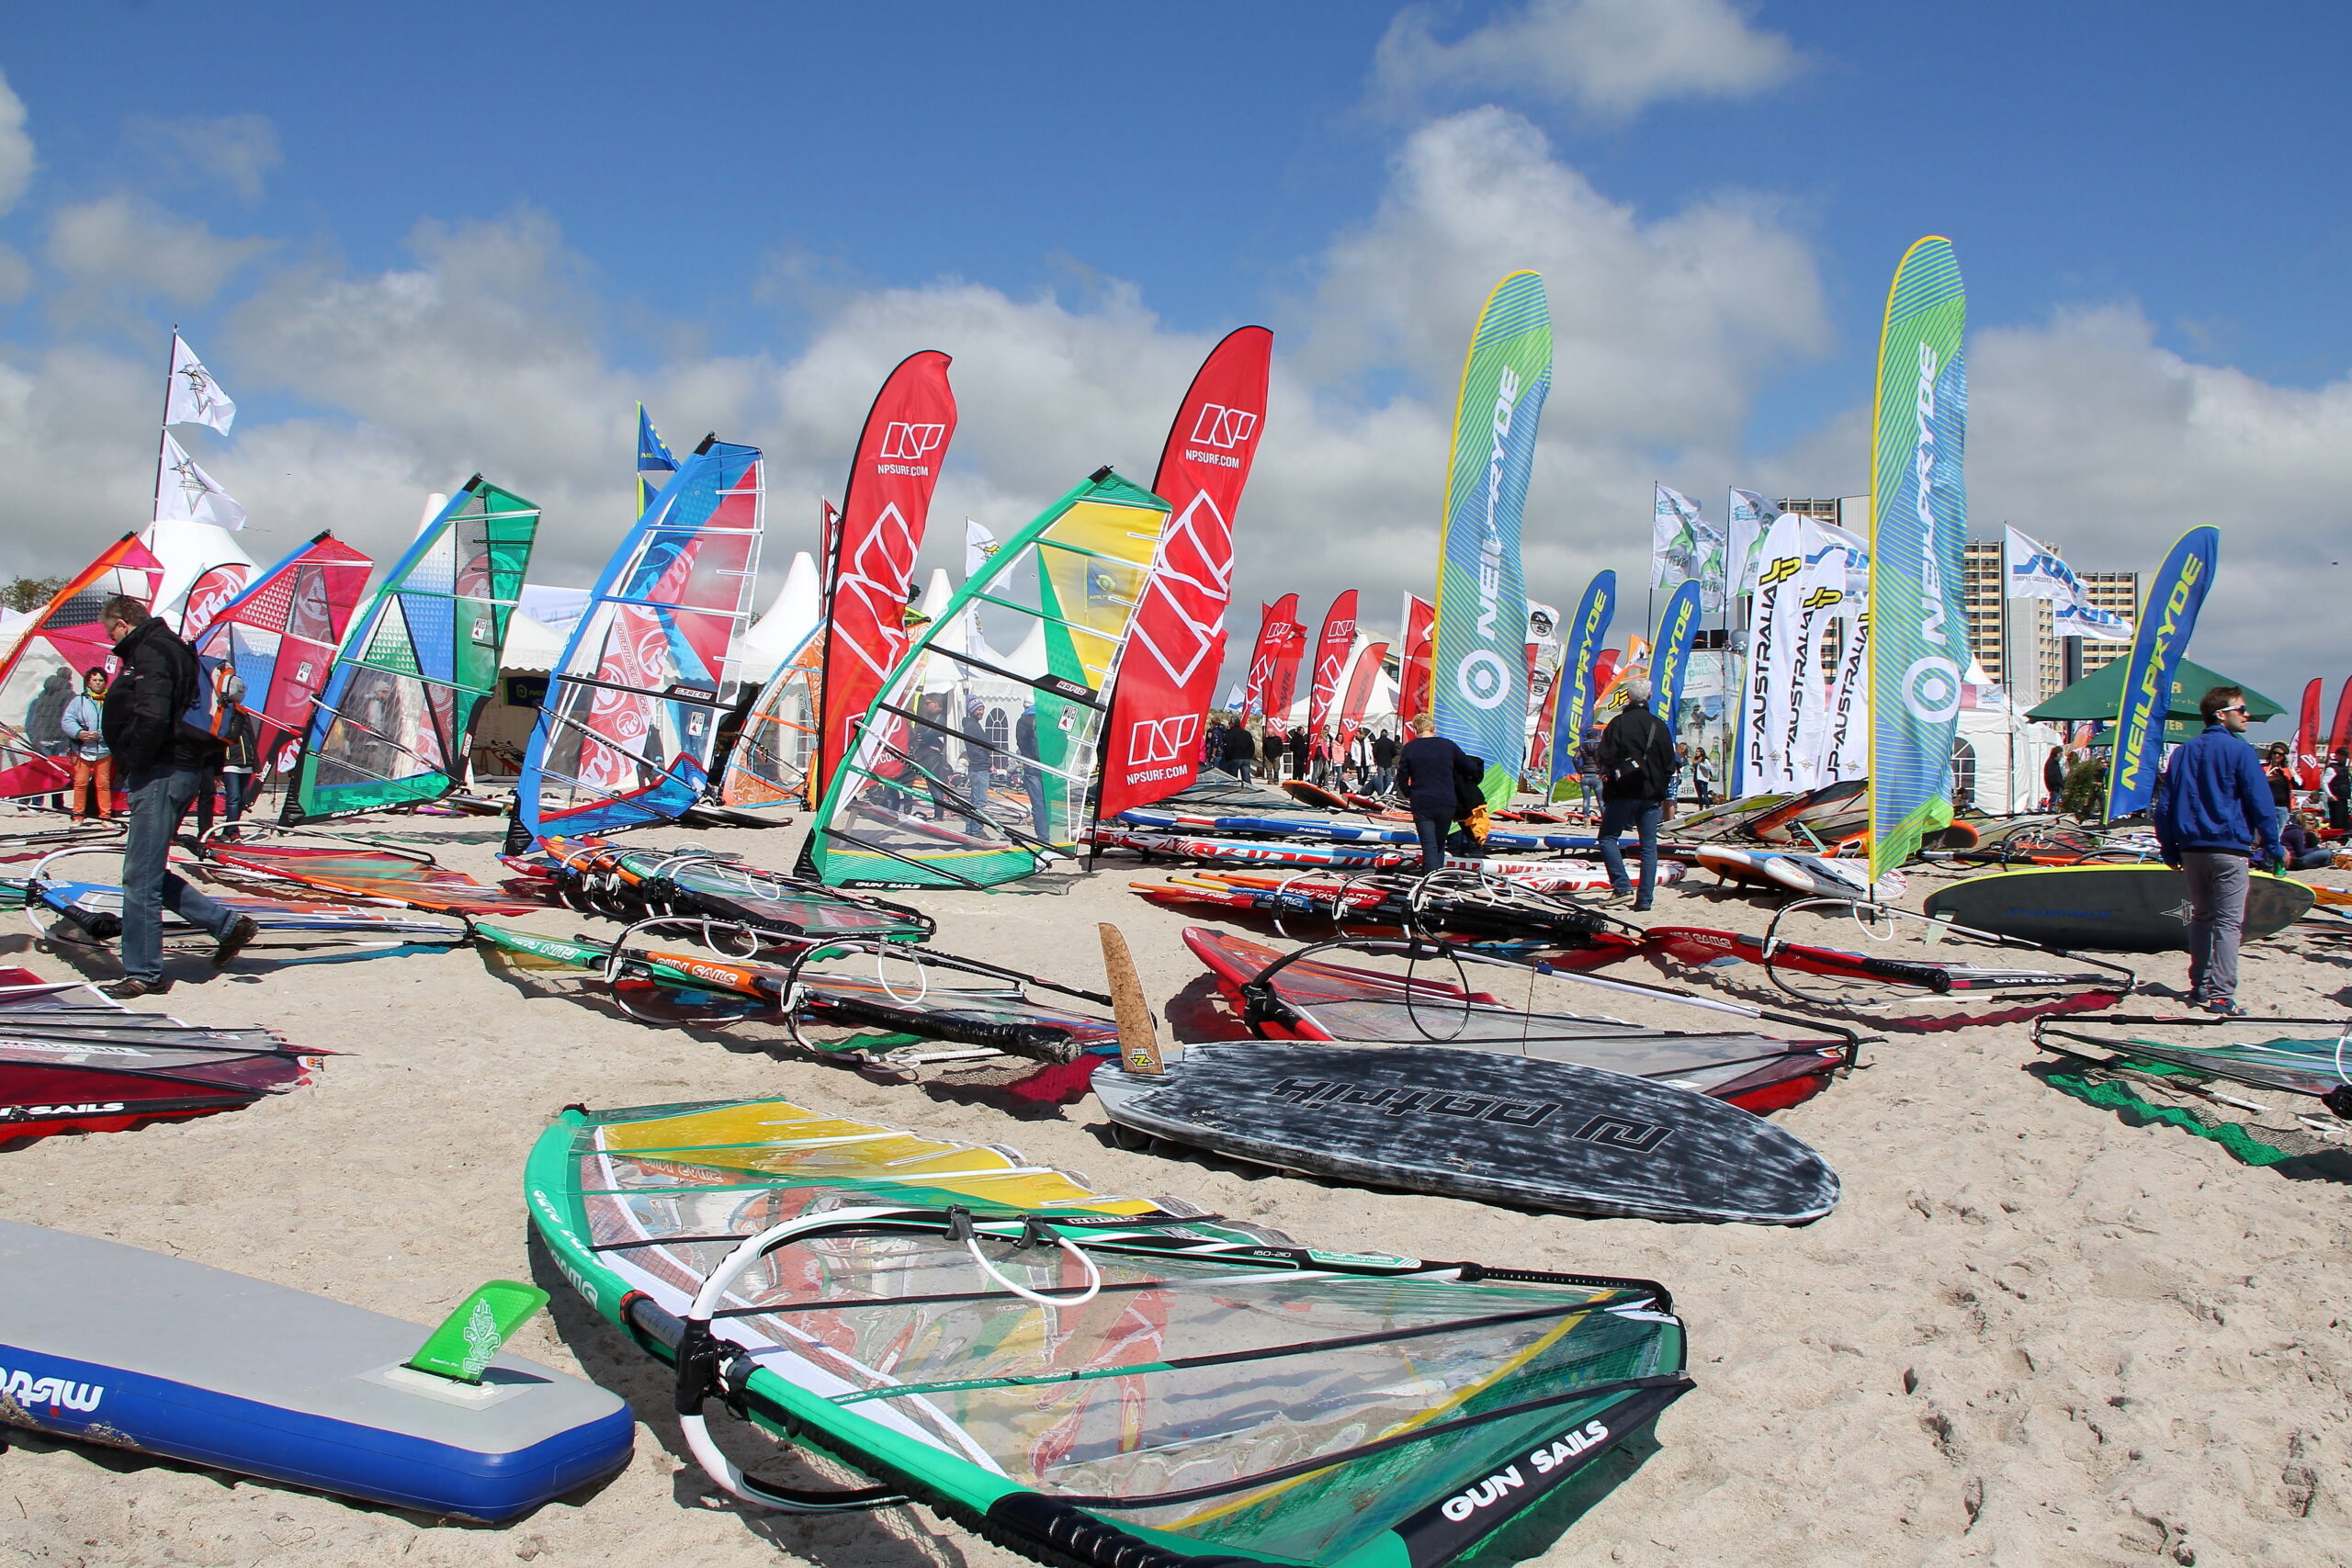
left=1127, top=713, right=1200, bottom=766
left=1802, top=588, right=1843, bottom=611
left=1568, top=1113, right=1671, bottom=1154
left=1187, top=403, right=1258, bottom=449
left=1758, top=556, right=1802, bottom=586
left=878, top=423, right=946, bottom=461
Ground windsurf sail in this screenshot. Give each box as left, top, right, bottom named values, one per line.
left=517, top=439, right=763, bottom=841
left=523, top=840, right=931, bottom=944
left=175, top=562, right=252, bottom=641
left=192, top=532, right=373, bottom=771
left=282, top=479, right=537, bottom=823
left=636, top=402, right=677, bottom=517
left=2035, top=1014, right=2352, bottom=1126
left=1098, top=325, right=1272, bottom=818
left=810, top=351, right=957, bottom=804
left=1185, top=928, right=1853, bottom=1114
left=200, top=836, right=543, bottom=916
left=528, top=1096, right=1690, bottom=1568
left=0, top=536, right=166, bottom=801
left=1866, top=239, right=1969, bottom=876
left=1432, top=272, right=1552, bottom=809
left=0, top=966, right=315, bottom=1142
left=717, top=631, right=819, bottom=811
left=803, top=469, right=1170, bottom=890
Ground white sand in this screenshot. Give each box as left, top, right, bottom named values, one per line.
left=3, top=816, right=2346, bottom=1567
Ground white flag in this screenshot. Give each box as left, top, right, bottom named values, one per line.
left=2005, top=525, right=2131, bottom=641
left=1726, top=488, right=1780, bottom=601
left=963, top=518, right=998, bottom=579
left=164, top=333, right=236, bottom=433
left=154, top=432, right=246, bottom=529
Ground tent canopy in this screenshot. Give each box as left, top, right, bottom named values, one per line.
left=2025, top=656, right=2282, bottom=723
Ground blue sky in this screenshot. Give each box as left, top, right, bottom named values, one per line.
left=0, top=1, right=2345, bottom=719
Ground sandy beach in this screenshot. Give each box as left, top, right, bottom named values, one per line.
left=3, top=816, right=2347, bottom=1568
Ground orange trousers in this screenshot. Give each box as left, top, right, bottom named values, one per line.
left=69, top=754, right=112, bottom=819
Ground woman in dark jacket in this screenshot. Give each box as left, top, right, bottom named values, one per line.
left=1394, top=716, right=1475, bottom=871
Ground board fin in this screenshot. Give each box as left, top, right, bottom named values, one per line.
left=1099, top=921, right=1163, bottom=1075
left=405, top=1280, right=550, bottom=1383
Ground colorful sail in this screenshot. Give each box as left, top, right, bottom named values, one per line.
left=0, top=536, right=166, bottom=799
left=1866, top=238, right=1970, bottom=878
left=1097, top=325, right=1272, bottom=818
left=284, top=478, right=539, bottom=823
left=192, top=531, right=373, bottom=771
left=810, top=350, right=956, bottom=804
left=2103, top=526, right=2219, bottom=822
left=804, top=468, right=1170, bottom=889
left=1306, top=590, right=1358, bottom=741
left=718, top=631, right=820, bottom=811
left=1432, top=272, right=1553, bottom=807
left=1396, top=592, right=1435, bottom=723
left=175, top=562, right=252, bottom=641
left=518, top=439, right=763, bottom=841
left=1241, top=594, right=1301, bottom=722
left=1548, top=570, right=1615, bottom=789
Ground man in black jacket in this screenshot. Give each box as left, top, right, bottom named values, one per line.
left=1222, top=718, right=1256, bottom=783
left=97, top=597, right=257, bottom=997
left=1596, top=678, right=1676, bottom=910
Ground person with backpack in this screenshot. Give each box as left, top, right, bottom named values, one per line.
left=1595, top=679, right=1676, bottom=910
left=96, top=596, right=257, bottom=998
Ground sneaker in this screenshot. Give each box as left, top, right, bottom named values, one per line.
left=2200, top=997, right=2249, bottom=1019
left=102, top=976, right=174, bottom=1000
left=1632, top=902, right=1655, bottom=913
left=211, top=915, right=260, bottom=970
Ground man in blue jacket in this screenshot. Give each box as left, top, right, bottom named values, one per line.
left=2153, top=685, right=2284, bottom=1016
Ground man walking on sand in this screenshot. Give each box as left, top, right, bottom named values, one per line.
left=2153, top=684, right=2283, bottom=1017
left=97, top=597, right=257, bottom=998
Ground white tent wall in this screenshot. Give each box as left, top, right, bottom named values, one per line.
left=1954, top=682, right=2063, bottom=815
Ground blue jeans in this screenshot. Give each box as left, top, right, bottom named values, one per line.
left=1598, top=797, right=1663, bottom=906
left=121, top=765, right=239, bottom=983
left=1412, top=812, right=1452, bottom=872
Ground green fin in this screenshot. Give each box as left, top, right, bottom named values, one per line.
left=405, top=1280, right=550, bottom=1382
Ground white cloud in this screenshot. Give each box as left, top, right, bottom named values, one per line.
left=128, top=113, right=284, bottom=204
left=0, top=243, right=29, bottom=306
left=1761, top=302, right=2351, bottom=726
left=0, top=66, right=31, bottom=215
left=44, top=196, right=271, bottom=309
left=1373, top=0, right=1801, bottom=119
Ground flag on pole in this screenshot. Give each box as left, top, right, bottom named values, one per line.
left=154, top=432, right=246, bottom=529
left=165, top=333, right=236, bottom=433
left=1652, top=485, right=1725, bottom=612
left=1726, top=489, right=1779, bottom=604
left=2104, top=526, right=2219, bottom=821
left=636, top=404, right=677, bottom=517
left=961, top=519, right=999, bottom=660
left=2004, top=525, right=2131, bottom=642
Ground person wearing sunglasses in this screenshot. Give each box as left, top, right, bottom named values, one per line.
left=2152, top=685, right=2285, bottom=1017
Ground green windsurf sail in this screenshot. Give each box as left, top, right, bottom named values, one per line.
left=802, top=468, right=1169, bottom=889
left=527, top=1099, right=1690, bottom=1567
left=284, top=478, right=539, bottom=822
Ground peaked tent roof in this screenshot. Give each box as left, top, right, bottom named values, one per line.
left=2025, top=656, right=2283, bottom=723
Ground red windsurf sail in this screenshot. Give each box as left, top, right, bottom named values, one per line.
left=810, top=351, right=956, bottom=803
left=0, top=536, right=165, bottom=800
left=1241, top=594, right=1299, bottom=728
left=2330, top=677, right=2352, bottom=759
left=1097, top=325, right=1272, bottom=819
left=1306, top=589, right=1358, bottom=743
left=194, top=531, right=373, bottom=769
